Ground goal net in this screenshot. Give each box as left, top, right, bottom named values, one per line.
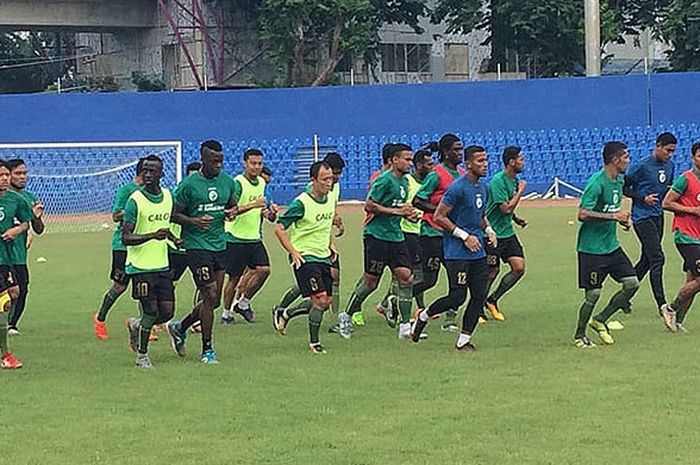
left=0, top=141, right=182, bottom=233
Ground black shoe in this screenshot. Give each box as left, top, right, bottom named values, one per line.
left=411, top=316, right=428, bottom=343
left=455, top=341, right=476, bottom=352
left=234, top=304, right=256, bottom=323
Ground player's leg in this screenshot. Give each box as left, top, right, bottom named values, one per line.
left=411, top=260, right=468, bottom=342
left=329, top=256, right=341, bottom=314
left=486, top=237, right=526, bottom=321
left=94, top=251, right=130, bottom=340
left=412, top=236, right=441, bottom=312
left=0, top=273, right=22, bottom=369
left=389, top=240, right=414, bottom=339
left=671, top=272, right=699, bottom=332
left=456, top=259, right=489, bottom=351
left=221, top=242, right=246, bottom=324
left=308, top=292, right=333, bottom=354
left=644, top=216, right=667, bottom=311
left=591, top=250, right=639, bottom=344
left=274, top=283, right=302, bottom=318
left=234, top=243, right=271, bottom=323
left=8, top=264, right=28, bottom=334
left=664, top=245, right=700, bottom=332
left=574, top=252, right=604, bottom=347
left=300, top=262, right=334, bottom=353
left=632, top=218, right=652, bottom=283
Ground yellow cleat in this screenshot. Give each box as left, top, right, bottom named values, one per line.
left=478, top=316, right=488, bottom=325
left=486, top=301, right=506, bottom=321
left=589, top=319, right=614, bottom=345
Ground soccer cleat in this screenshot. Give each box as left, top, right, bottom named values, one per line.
left=274, top=307, right=288, bottom=335
left=221, top=309, right=236, bottom=326
left=309, top=343, right=327, bottom=354
left=660, top=304, right=677, bottom=333
left=338, top=312, right=352, bottom=340
left=398, top=322, right=411, bottom=340
left=126, top=317, right=139, bottom=353
left=441, top=320, right=459, bottom=332
left=378, top=297, right=397, bottom=328
left=201, top=349, right=219, bottom=364
left=7, top=327, right=20, bottom=336
left=166, top=320, right=187, bottom=357
left=351, top=312, right=365, bottom=326
left=455, top=341, right=476, bottom=352
left=135, top=353, right=154, bottom=369
left=190, top=321, right=202, bottom=333
left=93, top=313, right=108, bottom=341
left=411, top=311, right=428, bottom=343
left=574, top=336, right=597, bottom=348
left=607, top=320, right=625, bottom=331
left=589, top=319, right=614, bottom=345
left=234, top=304, right=256, bottom=323
left=676, top=322, right=689, bottom=334
left=478, top=316, right=488, bottom=325
left=486, top=301, right=506, bottom=321
left=1, top=352, right=22, bottom=369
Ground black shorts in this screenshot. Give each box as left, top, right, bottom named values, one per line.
left=676, top=243, right=700, bottom=277
left=578, top=248, right=635, bottom=290
left=294, top=262, right=333, bottom=297
left=110, top=250, right=130, bottom=285
left=486, top=235, right=525, bottom=266
left=404, top=233, right=422, bottom=268
left=445, top=258, right=489, bottom=289
left=12, top=264, right=29, bottom=287
left=363, top=236, right=412, bottom=276
left=131, top=272, right=175, bottom=301
left=187, top=249, right=227, bottom=288
left=169, top=251, right=189, bottom=282
left=0, top=265, right=15, bottom=294
left=420, top=235, right=444, bottom=273
left=225, top=241, right=270, bottom=277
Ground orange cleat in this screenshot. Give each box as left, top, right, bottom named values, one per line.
left=94, top=313, right=109, bottom=340
left=149, top=331, right=159, bottom=342
left=485, top=301, right=506, bottom=322
left=1, top=352, right=23, bottom=369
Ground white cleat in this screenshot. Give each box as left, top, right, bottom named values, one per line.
left=398, top=322, right=411, bottom=340
left=660, top=304, right=677, bottom=333
left=338, top=312, right=352, bottom=340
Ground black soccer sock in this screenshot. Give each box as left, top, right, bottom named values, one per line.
left=380, top=278, right=399, bottom=309
left=487, top=271, right=523, bottom=304
left=575, top=289, right=600, bottom=339
left=308, top=307, right=324, bottom=344
left=414, top=290, right=425, bottom=309
left=8, top=284, right=28, bottom=329
left=138, top=314, right=156, bottom=354
left=97, top=287, right=121, bottom=322
left=595, top=277, right=640, bottom=323
left=179, top=310, right=199, bottom=332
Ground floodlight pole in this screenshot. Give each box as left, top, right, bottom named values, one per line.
left=584, top=0, right=601, bottom=76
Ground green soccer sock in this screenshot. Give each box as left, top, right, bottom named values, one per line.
left=380, top=278, right=399, bottom=309
left=0, top=311, right=8, bottom=355
left=397, top=283, right=414, bottom=324
left=285, top=299, right=313, bottom=322
left=330, top=281, right=340, bottom=314
left=279, top=285, right=302, bottom=309
left=345, top=277, right=374, bottom=316
left=308, top=307, right=324, bottom=344
left=595, top=277, right=640, bottom=323
left=138, top=314, right=156, bottom=354
left=671, top=295, right=691, bottom=324
left=414, top=290, right=425, bottom=309
left=575, top=289, right=600, bottom=339
left=97, top=288, right=121, bottom=322
left=488, top=271, right=523, bottom=304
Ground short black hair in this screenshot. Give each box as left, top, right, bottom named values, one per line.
left=381, top=143, right=395, bottom=164
left=201, top=139, right=223, bottom=154
left=390, top=143, right=412, bottom=159
left=261, top=165, right=273, bottom=177
left=436, top=134, right=461, bottom=162
left=323, top=152, right=346, bottom=170
left=143, top=154, right=163, bottom=166
left=0, top=160, right=10, bottom=172
left=656, top=132, right=678, bottom=146
left=186, top=161, right=201, bottom=174
left=465, top=145, right=486, bottom=161
left=310, top=161, right=331, bottom=179
left=692, top=142, right=700, bottom=157
left=244, top=148, right=263, bottom=160
left=502, top=146, right=522, bottom=167
left=603, top=141, right=628, bottom=164
left=413, top=149, right=432, bottom=165
left=135, top=158, right=146, bottom=175
left=7, top=159, right=25, bottom=171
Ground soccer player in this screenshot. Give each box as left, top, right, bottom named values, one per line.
left=574, top=142, right=640, bottom=348
left=377, top=148, right=434, bottom=327
left=93, top=159, right=145, bottom=340
left=337, top=143, right=418, bottom=340
left=220, top=149, right=272, bottom=325
left=122, top=155, right=180, bottom=368
left=367, top=143, right=394, bottom=187
left=274, top=161, right=336, bottom=353
left=410, top=146, right=495, bottom=351
left=7, top=159, right=45, bottom=335
left=412, top=134, right=464, bottom=332
left=0, top=160, right=32, bottom=369
left=167, top=140, right=238, bottom=364
left=484, top=146, right=528, bottom=321
left=624, top=132, right=676, bottom=315
left=169, top=162, right=202, bottom=286
left=660, top=142, right=700, bottom=333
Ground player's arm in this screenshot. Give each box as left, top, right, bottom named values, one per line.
left=122, top=222, right=168, bottom=246
left=498, top=180, right=527, bottom=215
left=111, top=185, right=127, bottom=223
left=365, top=198, right=413, bottom=217
left=30, top=201, right=45, bottom=235
left=412, top=172, right=438, bottom=212
left=333, top=212, right=345, bottom=237
left=578, top=181, right=630, bottom=226
left=274, top=200, right=305, bottom=268
left=481, top=215, right=497, bottom=247
left=663, top=178, right=700, bottom=216
left=1, top=221, right=29, bottom=243
left=172, top=203, right=211, bottom=228
left=434, top=200, right=482, bottom=252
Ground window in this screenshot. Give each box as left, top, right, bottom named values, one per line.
left=382, top=43, right=431, bottom=73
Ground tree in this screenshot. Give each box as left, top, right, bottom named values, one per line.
left=658, top=0, right=700, bottom=70
left=0, top=32, right=63, bottom=94
left=258, top=0, right=428, bottom=87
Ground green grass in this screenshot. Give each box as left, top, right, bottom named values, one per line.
left=4, top=205, right=700, bottom=465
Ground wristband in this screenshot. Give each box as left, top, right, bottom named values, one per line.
left=485, top=226, right=495, bottom=236
left=452, top=227, right=469, bottom=241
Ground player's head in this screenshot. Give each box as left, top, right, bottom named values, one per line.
left=186, top=161, right=201, bottom=176
left=436, top=133, right=463, bottom=166
left=654, top=132, right=677, bottom=162
left=465, top=145, right=488, bottom=178
left=200, top=139, right=224, bottom=177
left=502, top=146, right=525, bottom=174
left=243, top=148, right=264, bottom=178
left=8, top=158, right=27, bottom=190
left=691, top=142, right=700, bottom=170
left=141, top=154, right=163, bottom=189
left=323, top=152, right=345, bottom=185
left=390, top=143, right=413, bottom=175
left=381, top=143, right=395, bottom=167
left=309, top=161, right=333, bottom=196
left=134, top=158, right=147, bottom=184
left=603, top=141, right=630, bottom=173
left=261, top=165, right=273, bottom=184
left=413, top=149, right=434, bottom=177
left=0, top=160, right=11, bottom=191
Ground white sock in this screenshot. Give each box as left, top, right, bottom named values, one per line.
left=238, top=297, right=251, bottom=310
left=419, top=310, right=429, bottom=322
left=229, top=297, right=240, bottom=312
left=456, top=332, right=471, bottom=347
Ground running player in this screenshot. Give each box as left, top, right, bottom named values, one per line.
left=484, top=146, right=528, bottom=321
left=123, top=155, right=180, bottom=368
left=167, top=140, right=238, bottom=364
left=660, top=142, right=700, bottom=332
left=368, top=143, right=394, bottom=186
left=337, top=143, right=418, bottom=340
left=412, top=134, right=464, bottom=331
left=410, top=146, right=495, bottom=351
left=7, top=158, right=45, bottom=335
left=624, top=132, right=676, bottom=315
left=273, top=161, right=336, bottom=352
left=0, top=160, right=32, bottom=369
left=575, top=142, right=640, bottom=347
left=220, top=149, right=271, bottom=325
left=93, top=159, right=145, bottom=340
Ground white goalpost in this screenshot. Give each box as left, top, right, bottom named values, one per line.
left=0, top=141, right=182, bottom=233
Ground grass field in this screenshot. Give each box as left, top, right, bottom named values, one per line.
left=4, top=203, right=700, bottom=465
